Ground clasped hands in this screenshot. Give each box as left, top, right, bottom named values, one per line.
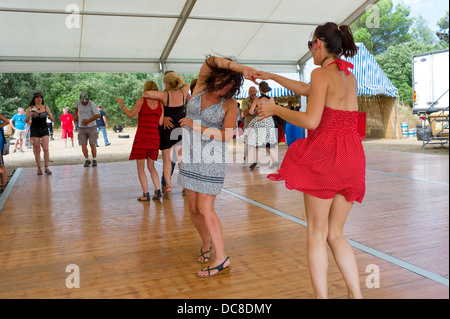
left=244, top=68, right=279, bottom=121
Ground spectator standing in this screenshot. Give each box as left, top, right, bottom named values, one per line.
left=240, top=86, right=258, bottom=163
left=25, top=92, right=55, bottom=175
left=47, top=116, right=54, bottom=140
left=0, top=114, right=10, bottom=192
left=11, top=107, right=27, bottom=152
left=96, top=105, right=111, bottom=147
left=60, top=107, right=75, bottom=148
left=74, top=91, right=101, bottom=167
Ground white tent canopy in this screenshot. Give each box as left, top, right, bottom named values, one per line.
left=0, top=0, right=379, bottom=73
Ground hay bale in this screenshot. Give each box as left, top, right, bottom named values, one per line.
left=358, top=96, right=399, bottom=139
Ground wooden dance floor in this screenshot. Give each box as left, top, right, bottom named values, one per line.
left=0, top=148, right=448, bottom=299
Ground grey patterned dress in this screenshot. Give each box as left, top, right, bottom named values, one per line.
left=180, top=91, right=228, bottom=195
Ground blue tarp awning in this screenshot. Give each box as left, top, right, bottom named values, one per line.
left=237, top=43, right=397, bottom=99
left=436, top=28, right=449, bottom=44
left=303, top=43, right=398, bottom=98
left=237, top=43, right=398, bottom=99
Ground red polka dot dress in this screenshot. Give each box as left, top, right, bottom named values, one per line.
left=268, top=106, right=366, bottom=203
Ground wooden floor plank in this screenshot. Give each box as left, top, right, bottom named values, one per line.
left=0, top=148, right=448, bottom=299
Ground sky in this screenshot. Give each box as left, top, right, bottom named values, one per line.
left=392, top=0, right=449, bottom=31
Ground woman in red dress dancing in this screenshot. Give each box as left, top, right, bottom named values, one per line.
left=116, top=81, right=164, bottom=202
left=256, top=23, right=365, bottom=299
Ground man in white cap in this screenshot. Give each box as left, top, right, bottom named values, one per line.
left=74, top=91, right=101, bottom=167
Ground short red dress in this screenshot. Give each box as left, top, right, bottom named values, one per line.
left=129, top=98, right=162, bottom=161
left=268, top=106, right=366, bottom=203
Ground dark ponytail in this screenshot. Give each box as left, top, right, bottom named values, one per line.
left=259, top=81, right=271, bottom=94
left=314, top=22, right=358, bottom=58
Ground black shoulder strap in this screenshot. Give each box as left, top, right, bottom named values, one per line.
left=181, top=90, right=186, bottom=105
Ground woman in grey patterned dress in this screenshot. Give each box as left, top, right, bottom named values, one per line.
left=179, top=56, right=258, bottom=278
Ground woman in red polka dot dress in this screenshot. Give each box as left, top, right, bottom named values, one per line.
left=255, top=22, right=365, bottom=299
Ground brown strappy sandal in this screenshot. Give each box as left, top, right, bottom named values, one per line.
left=37, top=167, right=43, bottom=175
left=152, top=189, right=162, bottom=200
left=45, top=167, right=52, bottom=175
left=137, top=192, right=150, bottom=202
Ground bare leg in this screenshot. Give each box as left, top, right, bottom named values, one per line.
left=187, top=190, right=211, bottom=263
left=90, top=144, right=97, bottom=158
left=174, top=144, right=183, bottom=168
left=0, top=165, right=7, bottom=188
left=195, top=193, right=230, bottom=276
left=81, top=144, right=89, bottom=159
left=31, top=137, right=42, bottom=169
left=162, top=148, right=172, bottom=188
left=327, top=194, right=362, bottom=299
left=147, top=159, right=160, bottom=191
left=40, top=136, right=50, bottom=168
left=136, top=159, right=149, bottom=194
left=304, top=194, right=334, bottom=299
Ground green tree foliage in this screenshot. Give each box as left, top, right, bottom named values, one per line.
left=352, top=0, right=449, bottom=106
left=352, top=0, right=414, bottom=55
left=0, top=72, right=197, bottom=126
left=437, top=11, right=449, bottom=29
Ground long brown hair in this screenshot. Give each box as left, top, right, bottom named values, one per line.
left=203, top=56, right=244, bottom=99
left=29, top=92, right=44, bottom=106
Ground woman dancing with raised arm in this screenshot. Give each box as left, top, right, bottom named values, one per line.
left=116, top=81, right=164, bottom=202
left=256, top=23, right=365, bottom=298
left=179, top=56, right=257, bottom=278
left=143, top=72, right=190, bottom=199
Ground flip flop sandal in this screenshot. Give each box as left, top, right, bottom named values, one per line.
left=198, top=245, right=212, bottom=264
left=197, top=257, right=231, bottom=278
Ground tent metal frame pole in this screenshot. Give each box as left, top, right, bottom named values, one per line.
left=0, top=7, right=322, bottom=26
left=159, top=0, right=197, bottom=68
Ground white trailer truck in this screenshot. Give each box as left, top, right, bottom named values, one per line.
left=412, top=49, right=449, bottom=148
